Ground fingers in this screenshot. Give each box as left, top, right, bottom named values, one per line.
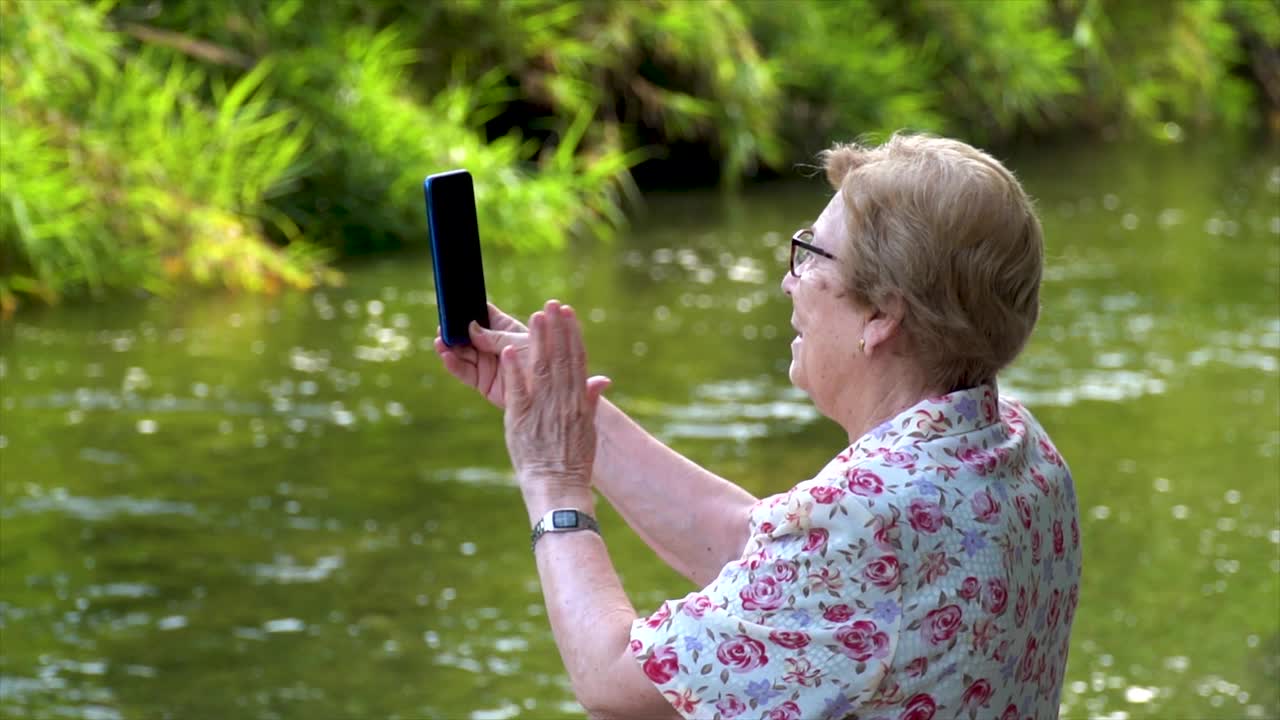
left=501, top=345, right=531, bottom=411
left=560, top=304, right=587, bottom=392
left=488, top=302, right=529, bottom=333
left=539, top=300, right=579, bottom=400
left=434, top=335, right=472, bottom=381
left=470, top=321, right=527, bottom=355
left=530, top=306, right=553, bottom=382
left=585, top=375, right=612, bottom=410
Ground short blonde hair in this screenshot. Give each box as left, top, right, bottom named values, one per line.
left=821, top=133, right=1043, bottom=391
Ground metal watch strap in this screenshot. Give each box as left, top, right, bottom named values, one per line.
left=530, top=508, right=601, bottom=552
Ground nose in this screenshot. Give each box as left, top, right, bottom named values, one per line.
left=781, top=269, right=797, bottom=296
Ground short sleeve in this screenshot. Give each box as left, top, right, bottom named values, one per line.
left=629, top=480, right=904, bottom=719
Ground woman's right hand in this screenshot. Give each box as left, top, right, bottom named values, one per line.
left=433, top=302, right=531, bottom=408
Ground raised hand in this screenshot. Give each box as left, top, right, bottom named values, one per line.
left=433, top=302, right=529, bottom=407
left=500, top=300, right=611, bottom=498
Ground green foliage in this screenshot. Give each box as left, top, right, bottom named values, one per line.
left=1067, top=0, right=1257, bottom=135
left=0, top=0, right=328, bottom=311
left=1, top=0, right=1275, bottom=312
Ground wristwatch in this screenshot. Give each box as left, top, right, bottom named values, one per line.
left=531, top=508, right=601, bottom=552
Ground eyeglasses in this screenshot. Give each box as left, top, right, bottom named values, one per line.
left=790, top=228, right=837, bottom=277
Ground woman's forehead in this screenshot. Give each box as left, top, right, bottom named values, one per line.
left=811, top=196, right=846, bottom=245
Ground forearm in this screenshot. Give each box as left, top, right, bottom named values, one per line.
left=524, top=488, right=675, bottom=719
left=591, top=398, right=757, bottom=586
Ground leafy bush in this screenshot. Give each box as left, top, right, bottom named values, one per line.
left=0, top=0, right=325, bottom=311
left=1, top=0, right=1275, bottom=312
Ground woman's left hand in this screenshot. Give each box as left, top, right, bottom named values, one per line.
left=500, top=300, right=611, bottom=512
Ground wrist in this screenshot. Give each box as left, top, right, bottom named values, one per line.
left=520, top=482, right=596, bottom=525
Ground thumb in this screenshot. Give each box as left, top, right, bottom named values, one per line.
left=470, top=321, right=525, bottom=353
left=584, top=375, right=612, bottom=410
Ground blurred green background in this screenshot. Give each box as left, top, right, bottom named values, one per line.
left=1, top=1, right=1279, bottom=719
left=2, top=0, right=1278, bottom=309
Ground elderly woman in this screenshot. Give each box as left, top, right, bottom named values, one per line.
left=434, top=133, right=1081, bottom=719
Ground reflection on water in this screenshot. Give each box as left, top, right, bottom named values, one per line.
left=1, top=139, right=1278, bottom=718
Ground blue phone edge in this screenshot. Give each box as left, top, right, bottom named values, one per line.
left=423, top=175, right=466, bottom=347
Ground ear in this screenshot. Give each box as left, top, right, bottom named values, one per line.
left=863, top=293, right=906, bottom=355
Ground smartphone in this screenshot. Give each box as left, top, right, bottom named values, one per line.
left=424, top=169, right=489, bottom=346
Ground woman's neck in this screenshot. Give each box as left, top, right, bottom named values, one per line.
left=835, top=363, right=941, bottom=446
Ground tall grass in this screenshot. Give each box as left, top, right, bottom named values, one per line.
left=0, top=0, right=326, bottom=312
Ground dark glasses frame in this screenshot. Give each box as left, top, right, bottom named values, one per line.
left=790, top=228, right=837, bottom=277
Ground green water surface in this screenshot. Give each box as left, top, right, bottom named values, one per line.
left=1, top=139, right=1278, bottom=719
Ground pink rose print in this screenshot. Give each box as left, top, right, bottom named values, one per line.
left=715, top=634, right=768, bottom=672
left=768, top=701, right=802, bottom=720
left=992, top=639, right=1011, bottom=663
left=1031, top=530, right=1042, bottom=565
left=1066, top=585, right=1079, bottom=624
left=802, top=528, right=829, bottom=553
left=958, top=576, right=981, bottom=600
left=1053, top=520, right=1065, bottom=557
left=836, top=619, right=891, bottom=662
left=629, top=638, right=643, bottom=654
left=904, top=656, right=928, bottom=678
left=971, top=489, right=1001, bottom=523
left=663, top=689, right=699, bottom=714
left=981, top=389, right=998, bottom=422
left=982, top=577, right=1008, bottom=616
left=783, top=657, right=820, bottom=686
left=768, top=630, right=811, bottom=649
left=759, top=521, right=775, bottom=534
left=740, top=576, right=785, bottom=612
left=1015, top=495, right=1033, bottom=529
left=807, top=566, right=844, bottom=591
left=1000, top=703, right=1019, bottom=720
left=716, top=695, right=747, bottom=719
left=1003, top=405, right=1026, bottom=437
left=645, top=603, right=672, bottom=629
left=1018, top=636, right=1039, bottom=682
left=642, top=645, right=679, bottom=684
left=809, top=485, right=845, bottom=504
left=823, top=604, right=855, bottom=623
left=770, top=559, right=798, bottom=583
left=1015, top=585, right=1029, bottom=627
left=971, top=617, right=998, bottom=653
left=1071, top=516, right=1080, bottom=548
left=683, top=593, right=714, bottom=619
left=846, top=468, right=885, bottom=496
left=742, top=548, right=772, bottom=570
left=923, top=604, right=963, bottom=645
left=1047, top=588, right=1062, bottom=629
left=913, top=408, right=948, bottom=433
left=1030, top=467, right=1051, bottom=495
left=961, top=678, right=994, bottom=708
left=993, top=446, right=1010, bottom=466
left=1039, top=436, right=1063, bottom=466
left=899, top=693, right=938, bottom=720
left=863, top=555, right=901, bottom=589
left=878, top=449, right=917, bottom=468
left=957, top=446, right=997, bottom=475
left=920, top=551, right=950, bottom=584
left=873, top=514, right=900, bottom=547
left=907, top=498, right=944, bottom=533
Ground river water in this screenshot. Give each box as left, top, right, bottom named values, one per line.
left=1, top=139, right=1278, bottom=719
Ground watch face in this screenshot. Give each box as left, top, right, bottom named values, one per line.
left=551, top=510, right=579, bottom=529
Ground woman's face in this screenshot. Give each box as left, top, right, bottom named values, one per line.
left=781, top=195, right=868, bottom=407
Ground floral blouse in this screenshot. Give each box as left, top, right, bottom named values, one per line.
left=629, top=384, right=1082, bottom=720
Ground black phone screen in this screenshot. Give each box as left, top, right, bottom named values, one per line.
left=425, top=170, right=488, bottom=346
